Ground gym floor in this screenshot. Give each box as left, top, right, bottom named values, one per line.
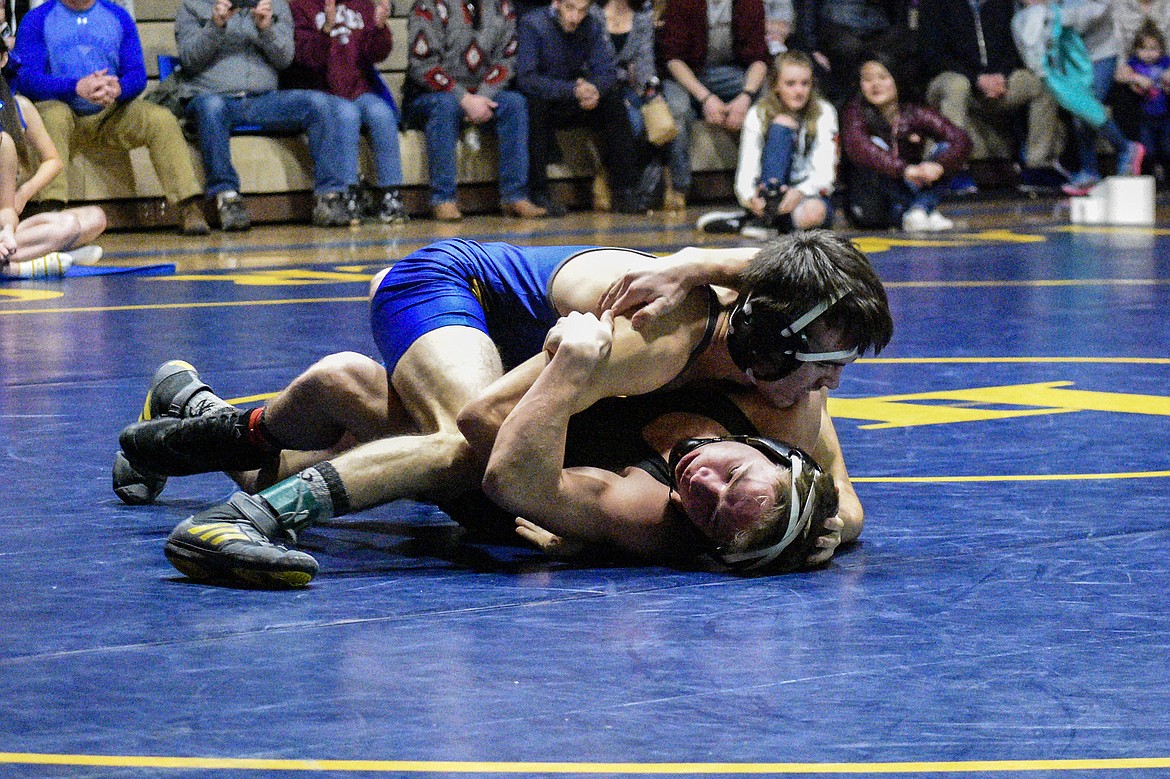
left=2, top=195, right=1169, bottom=777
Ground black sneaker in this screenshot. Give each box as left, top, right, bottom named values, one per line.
left=216, top=191, right=251, bottom=232
left=165, top=492, right=319, bottom=588
left=313, top=191, right=359, bottom=227
left=113, top=360, right=226, bottom=505
left=696, top=210, right=747, bottom=233
left=376, top=188, right=409, bottom=224
left=119, top=410, right=278, bottom=477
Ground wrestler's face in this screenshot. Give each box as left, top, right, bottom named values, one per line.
left=553, top=0, right=590, bottom=33
left=859, top=61, right=897, bottom=110
left=672, top=441, right=783, bottom=547
left=775, top=62, right=812, bottom=113
left=749, top=322, right=855, bottom=408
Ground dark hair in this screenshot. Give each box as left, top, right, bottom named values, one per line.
left=0, top=38, right=29, bottom=169
left=740, top=230, right=894, bottom=358
left=1132, top=19, right=1167, bottom=56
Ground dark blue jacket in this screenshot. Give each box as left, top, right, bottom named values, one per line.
left=515, top=5, right=619, bottom=101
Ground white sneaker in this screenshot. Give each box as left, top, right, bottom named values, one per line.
left=902, top=208, right=931, bottom=232
left=68, top=245, right=103, bottom=265
left=926, top=210, right=954, bottom=231
left=696, top=210, right=746, bottom=234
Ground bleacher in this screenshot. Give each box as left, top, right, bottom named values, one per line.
left=62, top=0, right=740, bottom=229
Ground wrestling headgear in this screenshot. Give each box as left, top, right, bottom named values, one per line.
left=726, top=293, right=859, bottom=381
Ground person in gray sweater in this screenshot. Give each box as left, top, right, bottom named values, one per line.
left=174, top=0, right=362, bottom=229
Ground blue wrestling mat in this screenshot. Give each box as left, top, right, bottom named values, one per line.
left=1, top=216, right=1169, bottom=776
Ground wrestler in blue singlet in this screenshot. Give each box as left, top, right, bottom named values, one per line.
left=370, top=239, right=613, bottom=375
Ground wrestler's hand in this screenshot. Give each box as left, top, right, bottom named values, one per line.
left=515, top=517, right=585, bottom=558
left=0, top=224, right=17, bottom=261
left=805, top=514, right=844, bottom=567
left=543, top=310, right=614, bottom=371
left=596, top=261, right=694, bottom=329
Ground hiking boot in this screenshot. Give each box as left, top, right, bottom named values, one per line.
left=375, top=188, right=409, bottom=224
left=119, top=410, right=278, bottom=477
left=165, top=492, right=319, bottom=588
left=662, top=186, right=686, bottom=212
left=312, top=191, right=359, bottom=227
left=179, top=197, right=211, bottom=236
left=216, top=191, right=251, bottom=232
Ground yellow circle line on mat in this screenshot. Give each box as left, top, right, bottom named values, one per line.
left=0, top=296, right=368, bottom=315
left=854, top=471, right=1170, bottom=483
left=3, top=752, right=1170, bottom=774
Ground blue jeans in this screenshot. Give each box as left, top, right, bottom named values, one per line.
left=759, top=123, right=796, bottom=187
left=1074, top=56, right=1120, bottom=177
left=405, top=89, right=531, bottom=205
left=662, top=64, right=748, bottom=192
left=353, top=92, right=403, bottom=188
left=186, top=89, right=358, bottom=196
left=1139, top=114, right=1170, bottom=165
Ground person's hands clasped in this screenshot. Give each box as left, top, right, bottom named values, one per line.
left=701, top=92, right=728, bottom=125
left=723, top=92, right=751, bottom=131
left=0, top=224, right=17, bottom=263
left=252, top=0, right=275, bottom=30
left=212, top=0, right=235, bottom=27
left=461, top=92, right=497, bottom=124
left=904, top=161, right=944, bottom=188
left=575, top=78, right=600, bottom=110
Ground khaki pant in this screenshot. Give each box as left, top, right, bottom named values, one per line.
left=36, top=98, right=202, bottom=204
left=926, top=69, right=1064, bottom=168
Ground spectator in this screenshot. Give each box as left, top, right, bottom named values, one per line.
left=12, top=0, right=210, bottom=235
left=657, top=0, right=770, bottom=210
left=1114, top=0, right=1170, bottom=80
left=841, top=54, right=971, bottom=231
left=0, top=47, right=106, bottom=277
left=920, top=0, right=1064, bottom=187
left=1121, top=19, right=1170, bottom=172
left=516, top=0, right=650, bottom=214
left=696, top=50, right=836, bottom=238
left=174, top=0, right=362, bottom=230
left=763, top=0, right=793, bottom=57
left=790, top=0, right=909, bottom=104
left=1012, top=0, right=1143, bottom=195
left=285, top=0, right=407, bottom=223
left=592, top=0, right=673, bottom=210
left=404, top=0, right=546, bottom=221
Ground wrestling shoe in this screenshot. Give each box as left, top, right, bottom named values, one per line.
left=165, top=492, right=319, bottom=588
left=113, top=360, right=228, bottom=505
left=120, top=410, right=278, bottom=477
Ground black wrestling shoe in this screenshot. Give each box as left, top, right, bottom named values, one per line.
left=113, top=360, right=224, bottom=505
left=112, top=451, right=168, bottom=506
left=119, top=410, right=277, bottom=477
left=165, top=492, right=319, bottom=588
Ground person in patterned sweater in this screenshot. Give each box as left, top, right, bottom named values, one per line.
left=403, top=0, right=547, bottom=220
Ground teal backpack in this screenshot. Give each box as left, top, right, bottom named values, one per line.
left=1044, top=2, right=1108, bottom=128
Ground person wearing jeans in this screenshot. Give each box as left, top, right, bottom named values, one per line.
left=287, top=0, right=408, bottom=223
left=175, top=0, right=362, bottom=230
left=404, top=0, right=545, bottom=221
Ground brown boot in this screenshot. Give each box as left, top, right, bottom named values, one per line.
left=662, top=186, right=686, bottom=212
left=592, top=171, right=611, bottom=212
left=502, top=199, right=548, bottom=218
left=179, top=197, right=211, bottom=236
left=433, top=201, right=463, bottom=222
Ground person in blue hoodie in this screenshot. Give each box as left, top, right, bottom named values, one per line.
left=13, top=0, right=210, bottom=234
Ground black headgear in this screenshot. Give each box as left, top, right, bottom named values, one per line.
left=668, top=435, right=822, bottom=571
left=726, top=293, right=858, bottom=382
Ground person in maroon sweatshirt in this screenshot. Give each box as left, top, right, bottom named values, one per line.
left=841, top=54, right=971, bottom=232
left=285, top=0, right=408, bottom=222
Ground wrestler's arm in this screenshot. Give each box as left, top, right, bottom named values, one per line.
left=597, top=246, right=760, bottom=327
left=811, top=401, right=864, bottom=544
left=458, top=289, right=710, bottom=455
left=479, top=312, right=681, bottom=558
